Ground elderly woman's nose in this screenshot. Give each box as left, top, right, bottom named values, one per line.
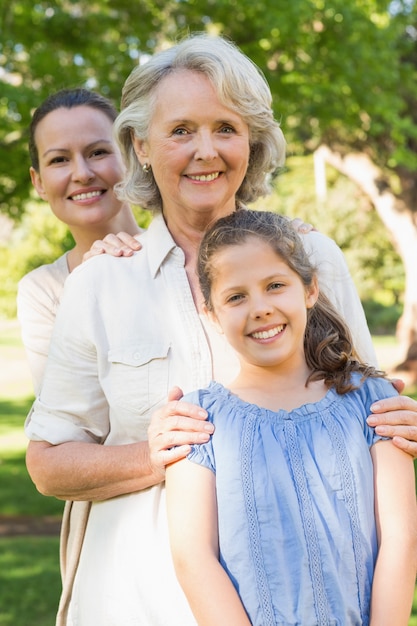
left=195, top=131, right=218, bottom=161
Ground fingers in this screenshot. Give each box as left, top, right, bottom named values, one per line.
left=367, top=394, right=417, bottom=459
left=82, top=243, right=106, bottom=262
left=167, top=386, right=184, bottom=402
left=391, top=435, right=417, bottom=459
left=148, top=396, right=213, bottom=475
left=114, top=232, right=143, bottom=251
left=390, top=377, right=406, bottom=394
left=83, top=233, right=142, bottom=263
left=370, top=394, right=417, bottom=418
left=291, top=217, right=315, bottom=234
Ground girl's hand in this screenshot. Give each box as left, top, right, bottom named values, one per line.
left=147, top=387, right=215, bottom=480
left=83, top=232, right=142, bottom=262
left=367, top=393, right=417, bottom=458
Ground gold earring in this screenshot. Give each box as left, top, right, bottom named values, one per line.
left=142, top=163, right=151, bottom=173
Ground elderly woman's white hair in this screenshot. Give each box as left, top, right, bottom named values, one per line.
left=114, top=33, right=286, bottom=210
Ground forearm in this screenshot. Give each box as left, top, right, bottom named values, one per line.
left=26, top=439, right=163, bottom=501
left=370, top=540, right=417, bottom=626
left=175, top=555, right=251, bottom=626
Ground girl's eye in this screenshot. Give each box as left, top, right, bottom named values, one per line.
left=269, top=282, right=284, bottom=291
left=227, top=293, right=244, bottom=304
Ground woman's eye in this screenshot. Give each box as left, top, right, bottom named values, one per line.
left=49, top=156, right=67, bottom=164
left=91, top=149, right=108, bottom=157
left=269, top=282, right=284, bottom=291
left=220, top=125, right=235, bottom=134
left=173, top=127, right=188, bottom=136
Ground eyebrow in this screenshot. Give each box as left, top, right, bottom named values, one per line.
left=41, top=139, right=113, bottom=159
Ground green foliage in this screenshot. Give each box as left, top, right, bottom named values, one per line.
left=0, top=201, right=72, bottom=318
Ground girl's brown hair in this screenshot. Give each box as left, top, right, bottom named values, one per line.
left=198, top=209, right=385, bottom=394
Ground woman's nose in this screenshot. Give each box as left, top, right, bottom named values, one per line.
left=72, top=157, right=95, bottom=182
left=194, top=131, right=218, bottom=162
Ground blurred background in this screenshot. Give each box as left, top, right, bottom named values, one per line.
left=1, top=1, right=416, bottom=623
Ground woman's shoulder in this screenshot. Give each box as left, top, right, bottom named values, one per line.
left=299, top=229, right=343, bottom=259
left=18, top=253, right=69, bottom=295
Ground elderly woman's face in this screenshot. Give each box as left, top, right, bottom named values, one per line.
left=134, top=70, right=250, bottom=222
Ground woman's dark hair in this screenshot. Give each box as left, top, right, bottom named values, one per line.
left=198, top=209, right=385, bottom=394
left=29, top=88, right=118, bottom=171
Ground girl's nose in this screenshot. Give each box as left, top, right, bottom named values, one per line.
left=251, top=297, right=273, bottom=319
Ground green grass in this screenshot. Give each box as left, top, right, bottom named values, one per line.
left=0, top=537, right=61, bottom=626
left=0, top=321, right=62, bottom=624
left=1, top=322, right=416, bottom=623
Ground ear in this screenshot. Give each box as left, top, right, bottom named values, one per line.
left=30, top=167, right=48, bottom=201
left=131, top=134, right=150, bottom=168
left=305, top=276, right=319, bottom=309
left=203, top=304, right=224, bottom=335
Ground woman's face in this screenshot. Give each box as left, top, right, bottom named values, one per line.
left=134, top=70, right=250, bottom=224
left=31, top=105, right=125, bottom=229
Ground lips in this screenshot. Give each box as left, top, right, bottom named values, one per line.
left=250, top=324, right=285, bottom=340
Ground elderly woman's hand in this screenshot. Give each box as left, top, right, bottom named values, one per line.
left=367, top=393, right=417, bottom=458
left=83, top=232, right=143, bottom=262
left=147, top=387, right=215, bottom=479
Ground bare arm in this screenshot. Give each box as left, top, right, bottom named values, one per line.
left=166, top=459, right=251, bottom=626
left=26, top=439, right=157, bottom=500
left=367, top=394, right=417, bottom=458
left=27, top=388, right=214, bottom=501
left=369, top=440, right=417, bottom=625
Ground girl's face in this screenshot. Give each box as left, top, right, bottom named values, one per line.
left=31, top=105, right=125, bottom=229
left=133, top=70, right=250, bottom=224
left=207, top=237, right=318, bottom=374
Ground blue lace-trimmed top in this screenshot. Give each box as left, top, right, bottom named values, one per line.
left=186, top=373, right=397, bottom=626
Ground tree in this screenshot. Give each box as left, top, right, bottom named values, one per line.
left=1, top=0, right=416, bottom=358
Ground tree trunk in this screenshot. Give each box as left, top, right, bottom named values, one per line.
left=315, top=145, right=417, bottom=365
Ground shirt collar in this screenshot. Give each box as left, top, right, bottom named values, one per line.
left=146, top=213, right=184, bottom=278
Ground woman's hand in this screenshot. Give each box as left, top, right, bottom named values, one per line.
left=147, top=387, right=215, bottom=480
left=367, top=393, right=417, bottom=458
left=83, top=231, right=142, bottom=262
left=291, top=217, right=315, bottom=234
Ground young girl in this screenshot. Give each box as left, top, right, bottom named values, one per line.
left=166, top=209, right=417, bottom=626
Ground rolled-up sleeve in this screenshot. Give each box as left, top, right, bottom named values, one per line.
left=25, top=263, right=110, bottom=445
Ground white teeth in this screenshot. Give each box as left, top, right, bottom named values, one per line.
left=188, top=172, right=219, bottom=182
left=251, top=325, right=284, bottom=339
left=71, top=191, right=102, bottom=201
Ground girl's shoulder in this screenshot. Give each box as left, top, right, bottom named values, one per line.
left=348, top=372, right=398, bottom=406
